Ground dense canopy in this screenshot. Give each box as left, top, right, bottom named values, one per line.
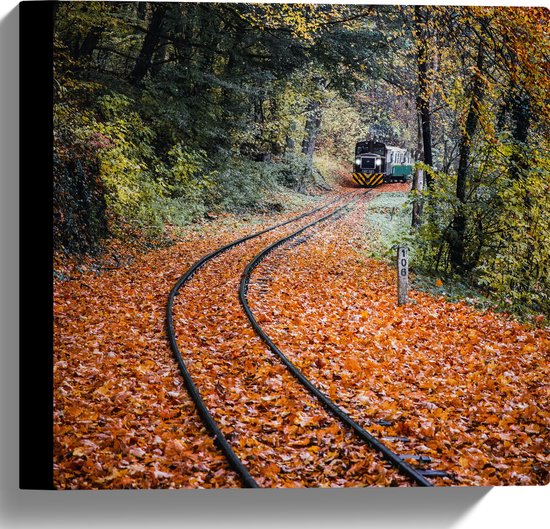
left=54, top=3, right=549, bottom=314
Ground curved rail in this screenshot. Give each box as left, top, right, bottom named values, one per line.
left=166, top=191, right=359, bottom=488
left=239, top=194, right=434, bottom=487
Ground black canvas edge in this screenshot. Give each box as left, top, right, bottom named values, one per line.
left=19, top=0, right=55, bottom=490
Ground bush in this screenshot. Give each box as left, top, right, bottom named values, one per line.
left=53, top=85, right=325, bottom=255
left=411, top=152, right=550, bottom=316
left=477, top=169, right=550, bottom=315
left=53, top=101, right=109, bottom=254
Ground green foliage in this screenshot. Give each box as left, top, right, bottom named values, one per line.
left=411, top=273, right=495, bottom=312
left=317, top=93, right=369, bottom=162
left=478, top=163, right=550, bottom=315
left=362, top=189, right=508, bottom=316
left=53, top=94, right=109, bottom=254
left=412, top=167, right=459, bottom=269
left=88, top=94, right=164, bottom=233
left=413, top=151, right=550, bottom=315
left=213, top=154, right=320, bottom=213
left=54, top=2, right=358, bottom=252
left=158, top=143, right=213, bottom=224
left=52, top=0, right=549, bottom=327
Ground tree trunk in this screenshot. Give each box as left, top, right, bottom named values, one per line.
left=509, top=88, right=531, bottom=182
left=411, top=111, right=424, bottom=227
left=416, top=111, right=423, bottom=161
left=76, top=27, right=103, bottom=61
left=285, top=122, right=296, bottom=153
left=414, top=6, right=433, bottom=185
left=449, top=41, right=484, bottom=275
left=172, top=6, right=199, bottom=95
left=151, top=38, right=168, bottom=78
left=411, top=168, right=424, bottom=228
left=136, top=1, right=147, bottom=21
left=301, top=100, right=322, bottom=165
left=130, top=4, right=167, bottom=85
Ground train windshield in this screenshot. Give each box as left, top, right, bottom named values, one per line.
left=355, top=141, right=386, bottom=156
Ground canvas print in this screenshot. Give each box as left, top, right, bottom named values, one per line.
left=50, top=2, right=549, bottom=489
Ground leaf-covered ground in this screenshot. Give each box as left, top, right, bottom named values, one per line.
left=54, top=184, right=549, bottom=488
left=54, top=193, right=337, bottom=489
left=248, top=191, right=550, bottom=486
left=170, top=190, right=410, bottom=487
left=55, top=190, right=389, bottom=489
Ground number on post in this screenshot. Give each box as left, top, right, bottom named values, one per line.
left=397, top=246, right=408, bottom=306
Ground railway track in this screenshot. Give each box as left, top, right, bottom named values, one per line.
left=239, top=197, right=434, bottom=487
left=167, top=191, right=360, bottom=488
left=166, top=188, right=441, bottom=487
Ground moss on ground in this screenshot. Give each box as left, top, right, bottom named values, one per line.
left=362, top=191, right=412, bottom=260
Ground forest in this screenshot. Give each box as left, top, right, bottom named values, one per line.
left=49, top=2, right=550, bottom=491
left=53, top=2, right=549, bottom=315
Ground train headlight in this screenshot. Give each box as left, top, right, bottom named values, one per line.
left=375, top=158, right=382, bottom=166
left=355, top=158, right=361, bottom=165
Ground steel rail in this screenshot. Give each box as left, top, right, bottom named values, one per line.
left=166, top=191, right=359, bottom=488
left=239, top=192, right=434, bottom=487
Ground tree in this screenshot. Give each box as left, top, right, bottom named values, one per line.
left=448, top=40, right=485, bottom=274
left=414, top=6, right=433, bottom=179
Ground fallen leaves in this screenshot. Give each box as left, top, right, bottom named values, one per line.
left=54, top=185, right=548, bottom=489
left=168, top=191, right=412, bottom=487
left=54, top=212, right=294, bottom=489
left=248, top=196, right=550, bottom=486
left=56, top=192, right=407, bottom=489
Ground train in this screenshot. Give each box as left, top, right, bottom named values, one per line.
left=352, top=139, right=413, bottom=187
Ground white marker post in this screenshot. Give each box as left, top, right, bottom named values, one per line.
left=397, top=246, right=408, bottom=306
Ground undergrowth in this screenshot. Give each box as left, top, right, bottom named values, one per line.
left=361, top=190, right=546, bottom=326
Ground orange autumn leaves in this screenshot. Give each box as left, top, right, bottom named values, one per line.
left=54, top=187, right=549, bottom=488
left=54, top=229, right=245, bottom=489
left=53, top=208, right=325, bottom=489
left=248, top=198, right=549, bottom=486
left=169, top=193, right=412, bottom=487
left=55, top=193, right=401, bottom=489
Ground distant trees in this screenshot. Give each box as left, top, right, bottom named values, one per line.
left=129, top=3, right=168, bottom=85
left=53, top=2, right=398, bottom=251
left=413, top=6, right=433, bottom=176
left=405, top=6, right=550, bottom=312
left=53, top=3, right=549, bottom=312
left=449, top=38, right=486, bottom=275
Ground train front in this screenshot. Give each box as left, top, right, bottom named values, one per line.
left=353, top=140, right=386, bottom=187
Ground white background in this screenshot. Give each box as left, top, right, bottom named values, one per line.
left=1, top=1, right=547, bottom=528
